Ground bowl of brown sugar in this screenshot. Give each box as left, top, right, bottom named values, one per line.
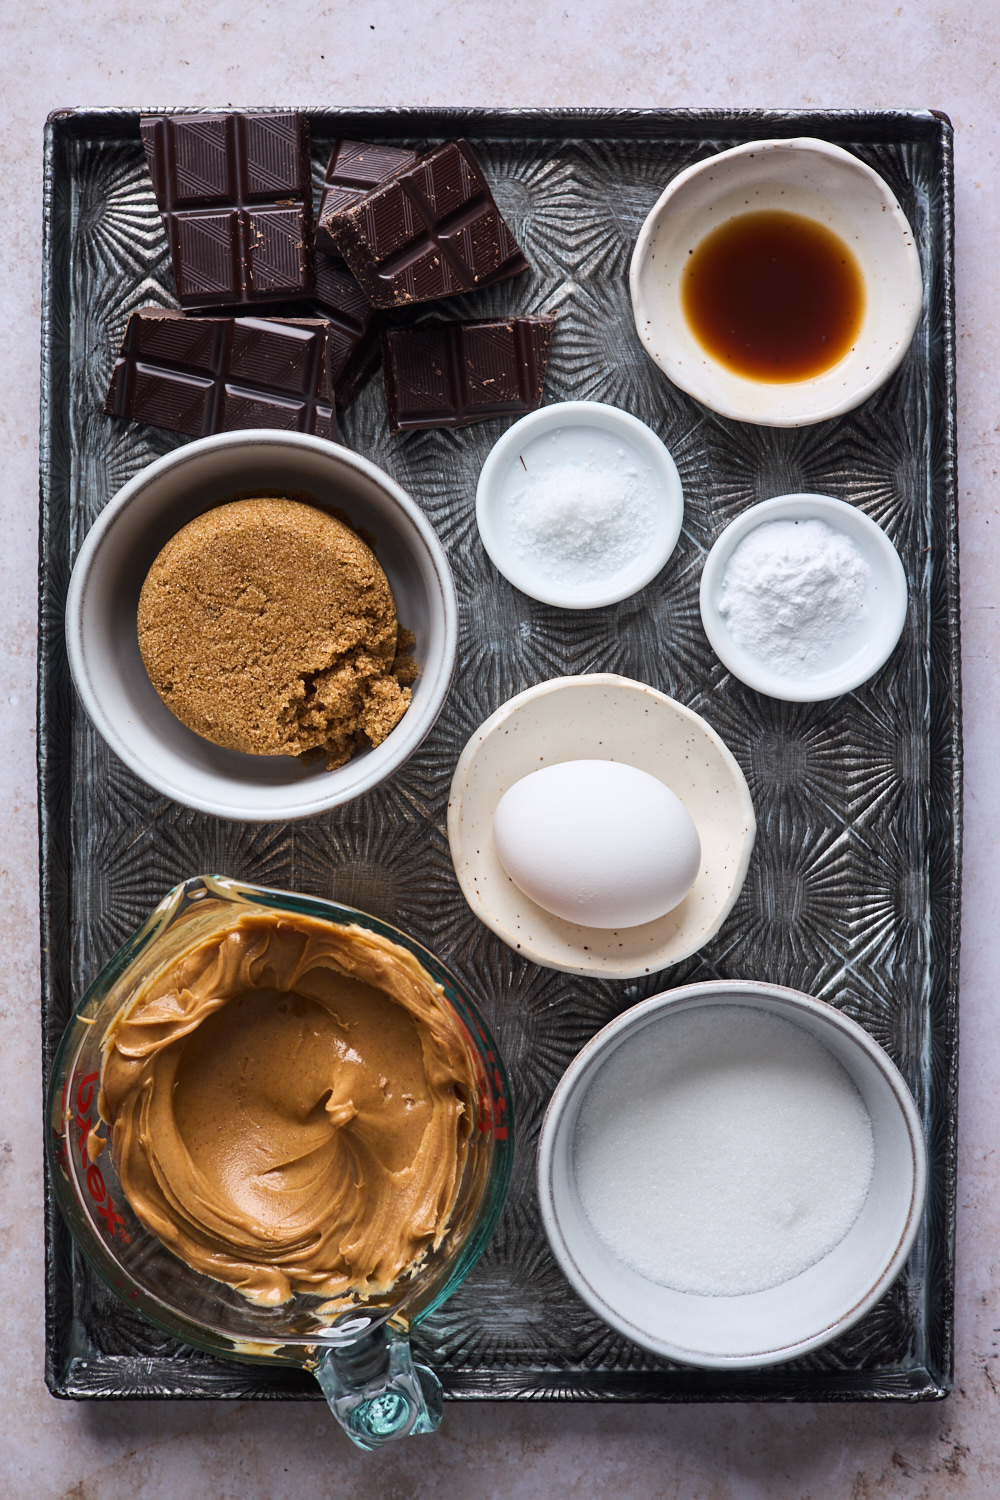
left=66, top=431, right=458, bottom=820
left=629, top=138, right=923, bottom=427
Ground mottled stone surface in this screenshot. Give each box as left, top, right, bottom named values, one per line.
left=4, top=1, right=1000, bottom=1495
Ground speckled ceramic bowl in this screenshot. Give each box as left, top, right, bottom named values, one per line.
left=446, top=674, right=756, bottom=978
left=629, top=138, right=923, bottom=426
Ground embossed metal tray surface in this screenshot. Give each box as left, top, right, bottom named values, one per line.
left=39, top=107, right=959, bottom=1402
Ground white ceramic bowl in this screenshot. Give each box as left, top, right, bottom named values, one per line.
left=446, top=675, right=756, bottom=978
left=699, top=492, right=908, bottom=702
left=475, top=402, right=684, bottom=608
left=629, top=138, right=923, bottom=426
left=66, top=431, right=458, bottom=821
left=538, top=980, right=927, bottom=1369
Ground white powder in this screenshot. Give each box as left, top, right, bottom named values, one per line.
left=574, top=1005, right=874, bottom=1297
left=502, top=428, right=659, bottom=585
left=718, top=518, right=870, bottom=674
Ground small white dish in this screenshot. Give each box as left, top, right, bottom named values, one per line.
left=699, top=492, right=908, bottom=702
left=66, top=431, right=458, bottom=821
left=629, top=138, right=923, bottom=426
left=538, top=980, right=927, bottom=1369
left=446, top=674, right=755, bottom=978
left=475, top=402, right=684, bottom=608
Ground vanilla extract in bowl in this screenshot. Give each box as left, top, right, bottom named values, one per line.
left=681, top=210, right=866, bottom=383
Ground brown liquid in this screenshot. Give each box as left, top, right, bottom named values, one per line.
left=681, top=210, right=865, bottom=383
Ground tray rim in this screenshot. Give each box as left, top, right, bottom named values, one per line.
left=38, top=103, right=961, bottom=1404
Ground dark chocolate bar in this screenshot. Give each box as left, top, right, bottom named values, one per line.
left=140, top=113, right=314, bottom=308
left=313, top=252, right=382, bottom=409
left=105, top=308, right=338, bottom=441
left=328, top=140, right=529, bottom=310
left=382, top=316, right=554, bottom=432
left=315, top=138, right=420, bottom=253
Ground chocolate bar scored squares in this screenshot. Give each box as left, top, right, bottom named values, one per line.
left=315, top=138, right=421, bottom=252
left=329, top=140, right=529, bottom=309
left=382, top=317, right=554, bottom=432
left=140, top=112, right=315, bottom=308
left=105, top=308, right=338, bottom=441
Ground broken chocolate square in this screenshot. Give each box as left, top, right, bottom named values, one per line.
left=316, top=138, right=421, bottom=253
left=327, top=140, right=528, bottom=309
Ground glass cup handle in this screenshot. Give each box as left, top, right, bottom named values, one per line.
left=313, top=1325, right=443, bottom=1451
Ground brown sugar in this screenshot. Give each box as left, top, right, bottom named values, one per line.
left=137, top=497, right=415, bottom=767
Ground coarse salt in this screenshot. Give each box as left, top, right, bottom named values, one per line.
left=503, top=428, right=659, bottom=585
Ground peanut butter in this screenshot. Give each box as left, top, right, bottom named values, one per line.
left=97, top=911, right=477, bottom=1305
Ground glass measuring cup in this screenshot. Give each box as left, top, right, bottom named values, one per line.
left=47, top=875, right=513, bottom=1449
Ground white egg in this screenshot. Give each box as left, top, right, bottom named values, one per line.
left=492, top=760, right=702, bottom=929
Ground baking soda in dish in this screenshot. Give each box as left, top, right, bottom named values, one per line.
left=502, top=426, right=660, bottom=584
left=718, top=518, right=870, bottom=674
left=574, top=1005, right=874, bottom=1297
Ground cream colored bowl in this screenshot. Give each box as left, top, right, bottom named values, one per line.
left=446, top=675, right=756, bottom=978
left=629, top=138, right=923, bottom=427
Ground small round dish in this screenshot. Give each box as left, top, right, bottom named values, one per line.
left=475, top=402, right=684, bottom=608
left=629, top=138, right=923, bottom=426
left=699, top=492, right=908, bottom=702
left=538, top=980, right=927, bottom=1369
left=446, top=675, right=756, bottom=978
left=65, top=431, right=458, bottom=821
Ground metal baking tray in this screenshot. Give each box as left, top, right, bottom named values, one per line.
left=39, top=107, right=959, bottom=1402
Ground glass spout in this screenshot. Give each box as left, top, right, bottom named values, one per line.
left=314, top=1325, right=443, bottom=1450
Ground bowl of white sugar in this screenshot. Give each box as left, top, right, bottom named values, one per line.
left=537, top=980, right=926, bottom=1368
left=476, top=401, right=684, bottom=608
left=699, top=492, right=908, bottom=701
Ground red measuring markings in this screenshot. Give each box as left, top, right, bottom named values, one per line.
left=74, top=1072, right=98, bottom=1171
left=491, top=1063, right=508, bottom=1141
left=472, top=1058, right=508, bottom=1141
left=492, top=1098, right=508, bottom=1142
left=460, top=1020, right=508, bottom=1140
left=62, top=1070, right=129, bottom=1245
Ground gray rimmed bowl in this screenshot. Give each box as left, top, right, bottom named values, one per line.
left=65, top=431, right=458, bottom=821
left=538, top=980, right=927, bottom=1369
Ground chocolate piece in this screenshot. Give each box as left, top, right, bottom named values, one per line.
left=382, top=316, right=554, bottom=432
left=329, top=140, right=529, bottom=309
left=105, top=308, right=338, bottom=441
left=316, top=138, right=421, bottom=253
left=140, top=113, right=314, bottom=308
left=313, top=252, right=382, bottom=409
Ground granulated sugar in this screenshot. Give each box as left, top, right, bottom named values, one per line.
left=503, top=426, right=659, bottom=584
left=574, top=1005, right=874, bottom=1297
left=718, top=517, right=870, bottom=674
